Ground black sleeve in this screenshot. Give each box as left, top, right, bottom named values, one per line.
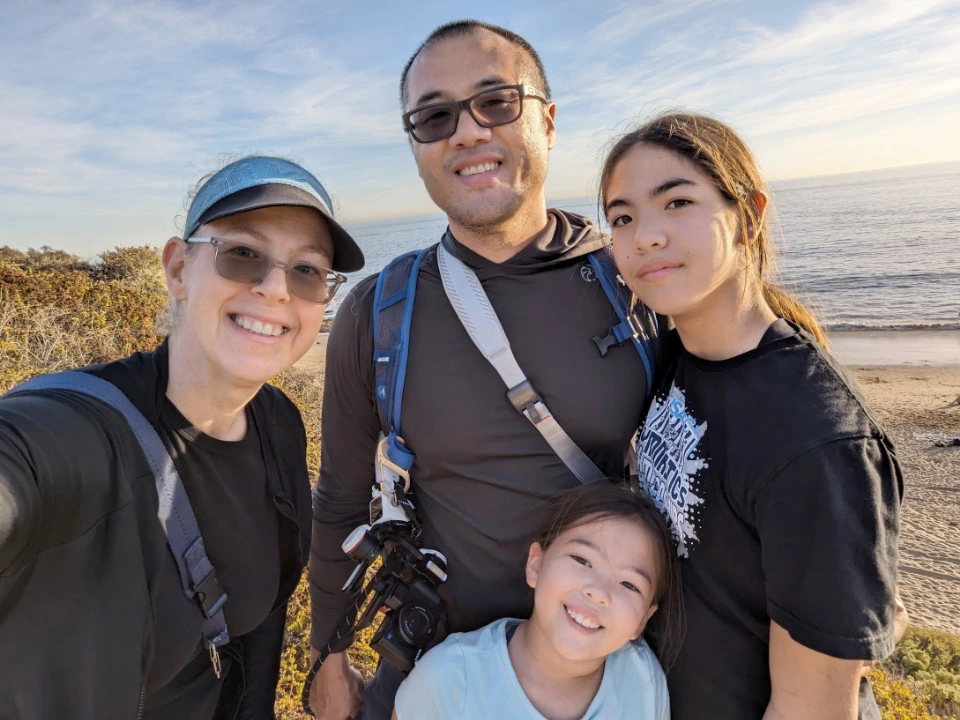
left=754, top=436, right=902, bottom=660
left=235, top=602, right=287, bottom=720
left=308, top=278, right=383, bottom=651
left=0, top=397, right=44, bottom=575
left=0, top=392, right=124, bottom=575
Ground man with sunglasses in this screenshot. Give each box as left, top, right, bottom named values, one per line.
left=308, top=21, right=654, bottom=720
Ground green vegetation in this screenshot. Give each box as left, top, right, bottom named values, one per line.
left=0, top=245, right=168, bottom=393
left=1, top=245, right=957, bottom=719
left=872, top=627, right=960, bottom=720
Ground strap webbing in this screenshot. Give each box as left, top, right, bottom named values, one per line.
left=6, top=372, right=230, bottom=655
left=437, top=245, right=605, bottom=485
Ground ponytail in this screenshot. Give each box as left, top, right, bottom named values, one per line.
left=761, top=282, right=829, bottom=348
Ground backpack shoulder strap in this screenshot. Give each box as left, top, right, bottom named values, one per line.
left=372, top=248, right=430, bottom=475
left=588, top=246, right=660, bottom=396
left=5, top=371, right=230, bottom=676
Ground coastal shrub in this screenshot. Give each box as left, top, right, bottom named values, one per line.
left=878, top=627, right=960, bottom=719
left=0, top=246, right=167, bottom=393
left=94, top=245, right=169, bottom=297
left=871, top=668, right=940, bottom=719
left=270, top=365, right=380, bottom=719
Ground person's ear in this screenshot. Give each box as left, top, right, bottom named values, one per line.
left=742, top=190, right=768, bottom=243
left=544, top=102, right=557, bottom=151
left=630, top=602, right=659, bottom=641
left=525, top=542, right=544, bottom=590
left=162, top=237, right=189, bottom=301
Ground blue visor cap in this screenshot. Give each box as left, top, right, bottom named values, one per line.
left=184, top=156, right=364, bottom=273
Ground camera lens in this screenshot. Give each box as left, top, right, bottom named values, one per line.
left=397, top=604, right=435, bottom=646
left=342, top=525, right=382, bottom=563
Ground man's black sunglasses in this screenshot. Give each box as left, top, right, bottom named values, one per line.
left=402, top=85, right=548, bottom=144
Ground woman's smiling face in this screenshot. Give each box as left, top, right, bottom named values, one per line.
left=164, top=204, right=333, bottom=389
left=525, top=515, right=660, bottom=666
left=604, top=143, right=745, bottom=324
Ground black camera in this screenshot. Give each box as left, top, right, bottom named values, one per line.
left=340, top=521, right=448, bottom=672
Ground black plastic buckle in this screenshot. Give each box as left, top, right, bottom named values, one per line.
left=592, top=330, right=618, bottom=357
left=194, top=570, right=228, bottom=618
left=506, top=380, right=546, bottom=423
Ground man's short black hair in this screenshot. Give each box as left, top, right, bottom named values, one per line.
left=399, top=20, right=551, bottom=109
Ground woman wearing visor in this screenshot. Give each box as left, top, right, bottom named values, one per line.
left=0, top=156, right=363, bottom=720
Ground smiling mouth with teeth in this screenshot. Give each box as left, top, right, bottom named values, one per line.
left=565, top=605, right=602, bottom=630
left=458, top=161, right=500, bottom=176
left=231, top=314, right=289, bottom=337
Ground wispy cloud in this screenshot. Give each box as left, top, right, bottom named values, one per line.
left=546, top=0, right=960, bottom=195
left=736, top=0, right=956, bottom=64
left=584, top=0, right=724, bottom=48
left=0, top=0, right=402, bottom=200
left=2, top=0, right=959, bottom=254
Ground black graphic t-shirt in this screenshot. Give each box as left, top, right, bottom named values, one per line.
left=639, top=320, right=902, bottom=720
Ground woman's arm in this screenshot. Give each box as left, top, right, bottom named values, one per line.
left=764, top=621, right=862, bottom=720
left=0, top=393, right=102, bottom=574
left=0, top=430, right=42, bottom=574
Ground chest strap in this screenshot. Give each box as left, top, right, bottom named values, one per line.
left=6, top=371, right=230, bottom=677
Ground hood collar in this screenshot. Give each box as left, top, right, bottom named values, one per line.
left=441, top=209, right=607, bottom=275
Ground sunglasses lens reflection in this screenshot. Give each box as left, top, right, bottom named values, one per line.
left=408, top=87, right=523, bottom=143
left=214, top=241, right=339, bottom=303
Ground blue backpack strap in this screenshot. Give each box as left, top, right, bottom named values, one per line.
left=588, top=247, right=660, bottom=397
left=372, top=248, right=430, bottom=473
left=5, top=372, right=231, bottom=676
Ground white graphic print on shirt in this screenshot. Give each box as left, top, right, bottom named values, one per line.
left=638, top=383, right=708, bottom=558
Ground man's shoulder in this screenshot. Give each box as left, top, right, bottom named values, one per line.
left=337, top=246, right=439, bottom=313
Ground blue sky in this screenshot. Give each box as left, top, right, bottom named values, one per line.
left=2, top=0, right=959, bottom=256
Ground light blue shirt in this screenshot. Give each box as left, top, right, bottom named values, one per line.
left=395, top=618, right=670, bottom=720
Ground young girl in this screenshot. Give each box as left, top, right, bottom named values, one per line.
left=393, top=482, right=680, bottom=720
left=600, top=113, right=903, bottom=720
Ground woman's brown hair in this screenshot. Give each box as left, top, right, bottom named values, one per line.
left=533, top=481, right=684, bottom=669
left=599, top=113, right=827, bottom=346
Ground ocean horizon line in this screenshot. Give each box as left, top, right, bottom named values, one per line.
left=339, top=158, right=960, bottom=226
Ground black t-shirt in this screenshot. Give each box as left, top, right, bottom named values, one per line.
left=638, top=320, right=902, bottom=719
left=0, top=343, right=310, bottom=720
left=87, top=345, right=305, bottom=720
left=139, top=399, right=280, bottom=718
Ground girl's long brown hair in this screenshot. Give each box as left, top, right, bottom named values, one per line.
left=533, top=481, right=684, bottom=669
left=599, top=113, right=828, bottom=346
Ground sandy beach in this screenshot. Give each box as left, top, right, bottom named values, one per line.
left=298, top=332, right=960, bottom=635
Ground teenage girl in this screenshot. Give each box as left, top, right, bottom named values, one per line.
left=600, top=112, right=903, bottom=720
left=392, top=481, right=681, bottom=720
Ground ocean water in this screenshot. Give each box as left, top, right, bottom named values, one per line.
left=337, top=161, right=960, bottom=332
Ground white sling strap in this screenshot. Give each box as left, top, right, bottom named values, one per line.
left=437, top=244, right=605, bottom=485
